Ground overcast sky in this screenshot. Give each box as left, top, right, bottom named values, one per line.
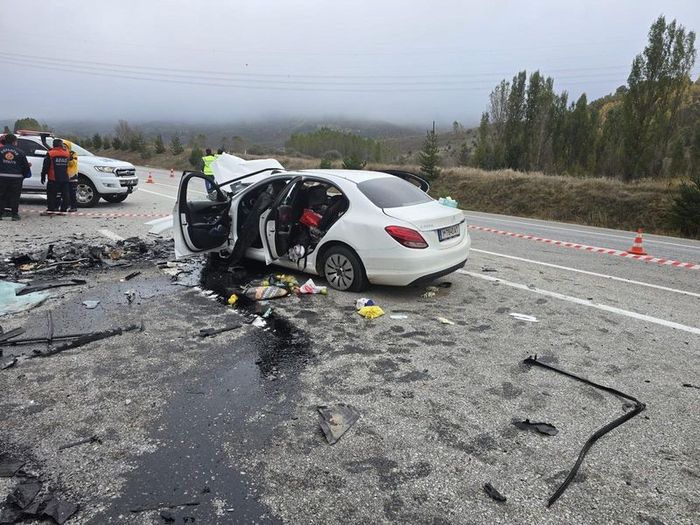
left=1, top=0, right=699, bottom=127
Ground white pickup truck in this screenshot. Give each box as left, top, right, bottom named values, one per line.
left=8, top=130, right=138, bottom=207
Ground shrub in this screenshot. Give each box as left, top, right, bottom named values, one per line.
left=319, top=158, right=332, bottom=169
left=669, top=175, right=700, bottom=236
left=342, top=154, right=366, bottom=170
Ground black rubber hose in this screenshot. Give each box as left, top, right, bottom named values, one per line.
left=523, top=355, right=646, bottom=507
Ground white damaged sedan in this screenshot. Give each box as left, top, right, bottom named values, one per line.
left=172, top=155, right=470, bottom=291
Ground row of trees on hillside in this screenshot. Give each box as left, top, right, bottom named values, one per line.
left=471, top=16, right=698, bottom=180
left=286, top=127, right=384, bottom=163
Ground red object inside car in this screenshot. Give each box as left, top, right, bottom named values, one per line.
left=300, top=208, right=322, bottom=228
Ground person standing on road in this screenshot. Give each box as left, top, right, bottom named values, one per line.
left=41, top=138, right=70, bottom=213
left=200, top=148, right=217, bottom=200
left=0, top=134, right=31, bottom=221
left=63, top=140, right=79, bottom=212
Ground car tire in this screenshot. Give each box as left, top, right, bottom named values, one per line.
left=102, top=193, right=129, bottom=203
left=321, top=245, right=367, bottom=292
left=76, top=176, right=100, bottom=207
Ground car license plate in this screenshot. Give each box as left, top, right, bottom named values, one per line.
left=438, top=223, right=460, bottom=241
left=122, top=180, right=137, bottom=187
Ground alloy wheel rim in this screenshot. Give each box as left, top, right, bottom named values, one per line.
left=77, top=184, right=93, bottom=204
left=325, top=254, right=354, bottom=290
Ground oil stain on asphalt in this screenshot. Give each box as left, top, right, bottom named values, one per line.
left=96, top=259, right=312, bottom=524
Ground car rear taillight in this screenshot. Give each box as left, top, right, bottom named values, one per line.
left=385, top=225, right=428, bottom=249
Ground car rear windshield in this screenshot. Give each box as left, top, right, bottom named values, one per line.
left=357, top=177, right=432, bottom=208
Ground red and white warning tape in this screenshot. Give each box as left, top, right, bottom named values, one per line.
left=19, top=209, right=170, bottom=219
left=467, top=224, right=700, bottom=271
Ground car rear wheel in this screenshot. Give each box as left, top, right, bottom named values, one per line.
left=322, top=245, right=367, bottom=292
left=76, top=176, right=100, bottom=207
left=102, top=193, right=128, bottom=203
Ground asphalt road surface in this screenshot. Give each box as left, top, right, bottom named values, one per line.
left=1, top=165, right=698, bottom=524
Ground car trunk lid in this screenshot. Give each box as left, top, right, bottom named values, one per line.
left=383, top=202, right=465, bottom=232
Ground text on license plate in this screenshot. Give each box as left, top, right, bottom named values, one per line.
left=438, top=223, right=460, bottom=241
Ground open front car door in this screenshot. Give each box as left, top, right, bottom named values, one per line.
left=173, top=171, right=232, bottom=257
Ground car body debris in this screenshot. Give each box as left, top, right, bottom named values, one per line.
left=509, top=313, right=539, bottom=322
left=512, top=418, right=559, bottom=436
left=437, top=317, right=455, bottom=325
left=33, top=323, right=143, bottom=358
left=0, top=463, right=79, bottom=525
left=198, top=324, right=242, bottom=337
left=122, top=271, right=141, bottom=281
left=483, top=482, right=507, bottom=502
left=523, top=354, right=646, bottom=507
left=58, top=435, right=101, bottom=451
left=318, top=404, right=360, bottom=445
left=0, top=454, right=24, bottom=477
left=81, top=300, right=100, bottom=309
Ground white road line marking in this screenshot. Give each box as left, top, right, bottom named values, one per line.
left=98, top=229, right=125, bottom=241
left=465, top=213, right=700, bottom=251
left=471, top=248, right=700, bottom=298
left=137, top=188, right=177, bottom=201
left=458, top=270, right=700, bottom=336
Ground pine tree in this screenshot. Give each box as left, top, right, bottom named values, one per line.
left=419, top=122, right=441, bottom=180
left=154, top=134, right=166, bottom=154
left=189, top=147, right=203, bottom=167
left=170, top=134, right=184, bottom=155
left=102, top=136, right=111, bottom=149
left=92, top=133, right=102, bottom=150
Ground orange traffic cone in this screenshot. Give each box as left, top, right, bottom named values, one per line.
left=170, top=168, right=174, bottom=178
left=628, top=228, right=647, bottom=255
left=145, top=172, right=154, bottom=184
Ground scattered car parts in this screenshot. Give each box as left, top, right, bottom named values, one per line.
left=523, top=354, right=646, bottom=507
left=483, top=482, right=507, bottom=502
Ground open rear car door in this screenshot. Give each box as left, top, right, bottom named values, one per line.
left=173, top=172, right=232, bottom=257
left=259, top=178, right=303, bottom=264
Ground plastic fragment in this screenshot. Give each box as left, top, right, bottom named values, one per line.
left=483, top=482, right=506, bottom=502
left=82, top=300, right=100, bottom=309
left=1, top=357, right=18, bottom=370
left=512, top=418, right=559, bottom=436
left=389, top=314, right=408, bottom=320
left=437, top=317, right=455, bottom=325
left=0, top=281, right=49, bottom=317
left=357, top=306, right=384, bottom=319
left=251, top=317, right=266, bottom=328
left=227, top=293, right=238, bottom=306
left=509, top=312, right=539, bottom=322
left=318, top=404, right=360, bottom=445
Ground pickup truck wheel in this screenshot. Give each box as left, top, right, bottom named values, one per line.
left=76, top=176, right=100, bottom=207
left=102, top=193, right=128, bottom=203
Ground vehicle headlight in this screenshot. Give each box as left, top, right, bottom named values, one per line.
left=94, top=166, right=116, bottom=173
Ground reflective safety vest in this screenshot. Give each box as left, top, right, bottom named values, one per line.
left=202, top=155, right=216, bottom=177
left=63, top=140, right=79, bottom=178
